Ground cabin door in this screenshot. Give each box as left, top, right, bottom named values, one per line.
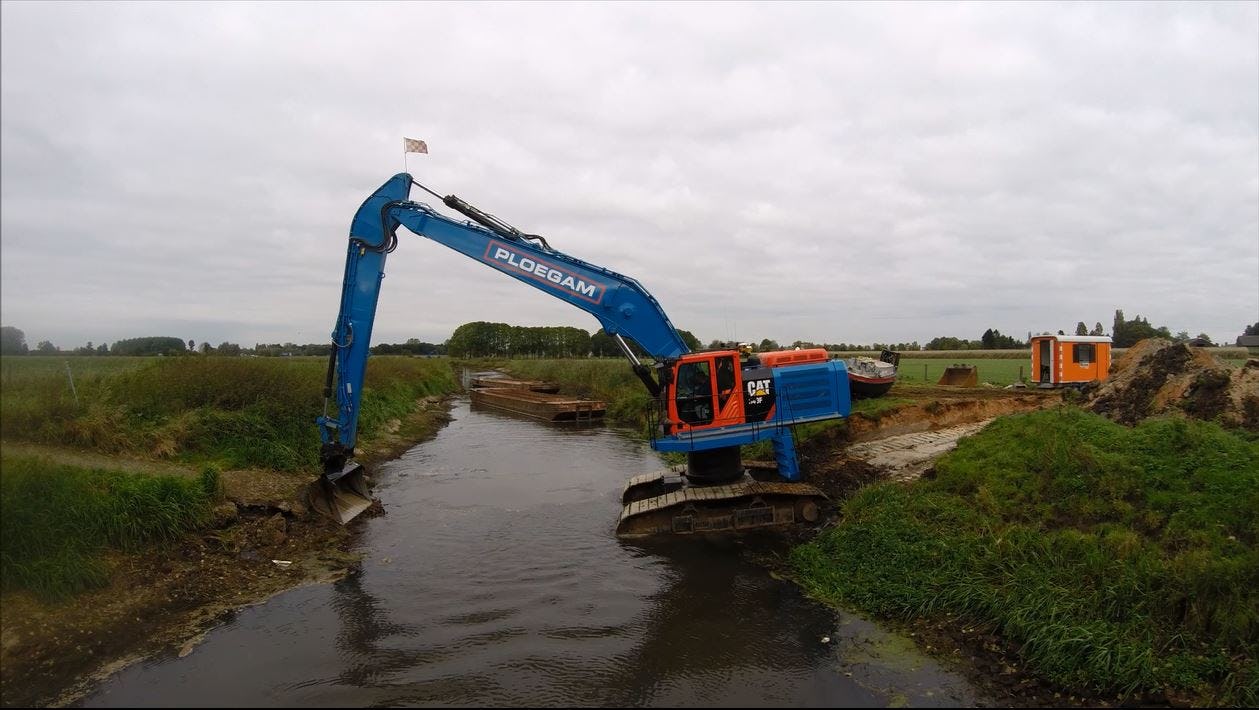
left=1038, top=340, right=1052, bottom=383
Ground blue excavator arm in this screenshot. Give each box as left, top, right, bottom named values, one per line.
left=315, top=174, right=691, bottom=508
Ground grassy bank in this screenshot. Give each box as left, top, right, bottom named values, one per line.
left=0, top=455, right=222, bottom=599
left=0, top=355, right=459, bottom=600
left=791, top=408, right=1259, bottom=705
left=0, top=355, right=459, bottom=471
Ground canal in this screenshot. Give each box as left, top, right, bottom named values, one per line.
left=81, top=397, right=977, bottom=707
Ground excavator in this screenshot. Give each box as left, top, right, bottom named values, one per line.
left=314, top=173, right=852, bottom=536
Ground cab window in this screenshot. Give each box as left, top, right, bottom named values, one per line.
left=715, top=356, right=736, bottom=410
left=676, top=361, right=713, bottom=425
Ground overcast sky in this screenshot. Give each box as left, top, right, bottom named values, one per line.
left=2, top=1, right=1256, bottom=350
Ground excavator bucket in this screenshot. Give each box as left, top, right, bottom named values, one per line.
left=937, top=365, right=978, bottom=387
left=307, top=463, right=373, bottom=524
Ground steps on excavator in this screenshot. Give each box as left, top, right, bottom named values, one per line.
left=616, top=467, right=825, bottom=538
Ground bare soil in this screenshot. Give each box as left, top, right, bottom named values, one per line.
left=0, top=396, right=453, bottom=708
left=797, top=385, right=1055, bottom=503
left=1086, top=338, right=1258, bottom=428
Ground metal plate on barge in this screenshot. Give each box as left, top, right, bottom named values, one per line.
left=469, top=376, right=561, bottom=393
left=470, top=387, right=605, bottom=422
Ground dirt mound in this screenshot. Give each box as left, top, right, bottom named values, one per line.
left=1086, top=338, right=1258, bottom=428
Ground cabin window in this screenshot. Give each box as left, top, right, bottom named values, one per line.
left=715, top=356, right=737, bottom=410
left=676, top=361, right=714, bottom=425
left=1074, top=344, right=1095, bottom=365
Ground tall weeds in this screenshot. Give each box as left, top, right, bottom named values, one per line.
left=0, top=356, right=458, bottom=470
left=0, top=456, right=222, bottom=599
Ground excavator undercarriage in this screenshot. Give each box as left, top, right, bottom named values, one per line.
left=616, top=467, right=825, bottom=537
left=616, top=445, right=825, bottom=538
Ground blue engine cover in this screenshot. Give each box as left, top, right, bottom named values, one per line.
left=770, top=360, right=852, bottom=424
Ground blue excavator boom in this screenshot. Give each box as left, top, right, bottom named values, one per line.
left=313, top=174, right=851, bottom=530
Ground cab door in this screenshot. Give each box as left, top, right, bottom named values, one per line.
left=669, top=353, right=744, bottom=432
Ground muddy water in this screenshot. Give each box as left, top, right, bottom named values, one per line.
left=80, top=398, right=977, bottom=707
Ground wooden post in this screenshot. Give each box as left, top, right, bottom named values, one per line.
left=924, top=363, right=928, bottom=382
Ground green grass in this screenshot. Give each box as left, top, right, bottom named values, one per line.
left=791, top=408, right=1259, bottom=705
left=0, top=355, right=459, bottom=471
left=0, top=356, right=153, bottom=384
left=0, top=454, right=222, bottom=599
left=0, top=355, right=458, bottom=599
left=895, top=357, right=1032, bottom=386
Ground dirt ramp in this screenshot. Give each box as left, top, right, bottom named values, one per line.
left=1086, top=338, right=1258, bottom=428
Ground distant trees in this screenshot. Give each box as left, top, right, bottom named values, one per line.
left=1242, top=322, right=1259, bottom=339
left=1111, top=309, right=1173, bottom=348
left=1075, top=322, right=1089, bottom=336
left=371, top=339, right=444, bottom=356
left=111, top=337, right=188, bottom=356
left=1, top=326, right=28, bottom=355
left=446, top=322, right=592, bottom=358
left=251, top=342, right=331, bottom=357
left=925, top=336, right=978, bottom=351
left=442, top=322, right=701, bottom=358
left=924, top=329, right=1024, bottom=351
left=1091, top=322, right=1105, bottom=336
left=677, top=330, right=702, bottom=352
left=35, top=340, right=57, bottom=354
left=980, top=329, right=1025, bottom=349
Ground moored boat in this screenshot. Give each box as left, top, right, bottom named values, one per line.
left=845, top=351, right=898, bottom=399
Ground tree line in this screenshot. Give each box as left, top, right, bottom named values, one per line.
left=446, top=321, right=702, bottom=358
left=5, top=312, right=1254, bottom=359
left=0, top=328, right=448, bottom=358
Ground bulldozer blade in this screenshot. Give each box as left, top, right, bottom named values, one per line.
left=307, top=462, right=373, bottom=524
left=937, top=365, right=978, bottom=387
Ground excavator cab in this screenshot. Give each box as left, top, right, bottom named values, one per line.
left=666, top=351, right=745, bottom=433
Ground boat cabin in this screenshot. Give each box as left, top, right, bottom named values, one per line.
left=1030, top=335, right=1112, bottom=386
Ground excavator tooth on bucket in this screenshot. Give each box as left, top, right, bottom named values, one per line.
left=307, top=462, right=373, bottom=524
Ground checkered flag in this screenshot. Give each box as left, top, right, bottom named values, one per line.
left=403, top=138, right=428, bottom=154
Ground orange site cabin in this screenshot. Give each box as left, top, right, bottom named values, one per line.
left=1030, top=334, right=1112, bottom=386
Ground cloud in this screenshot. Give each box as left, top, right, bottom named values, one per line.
left=2, top=2, right=1256, bottom=350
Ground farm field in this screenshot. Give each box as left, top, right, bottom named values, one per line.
left=0, top=355, right=153, bottom=385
